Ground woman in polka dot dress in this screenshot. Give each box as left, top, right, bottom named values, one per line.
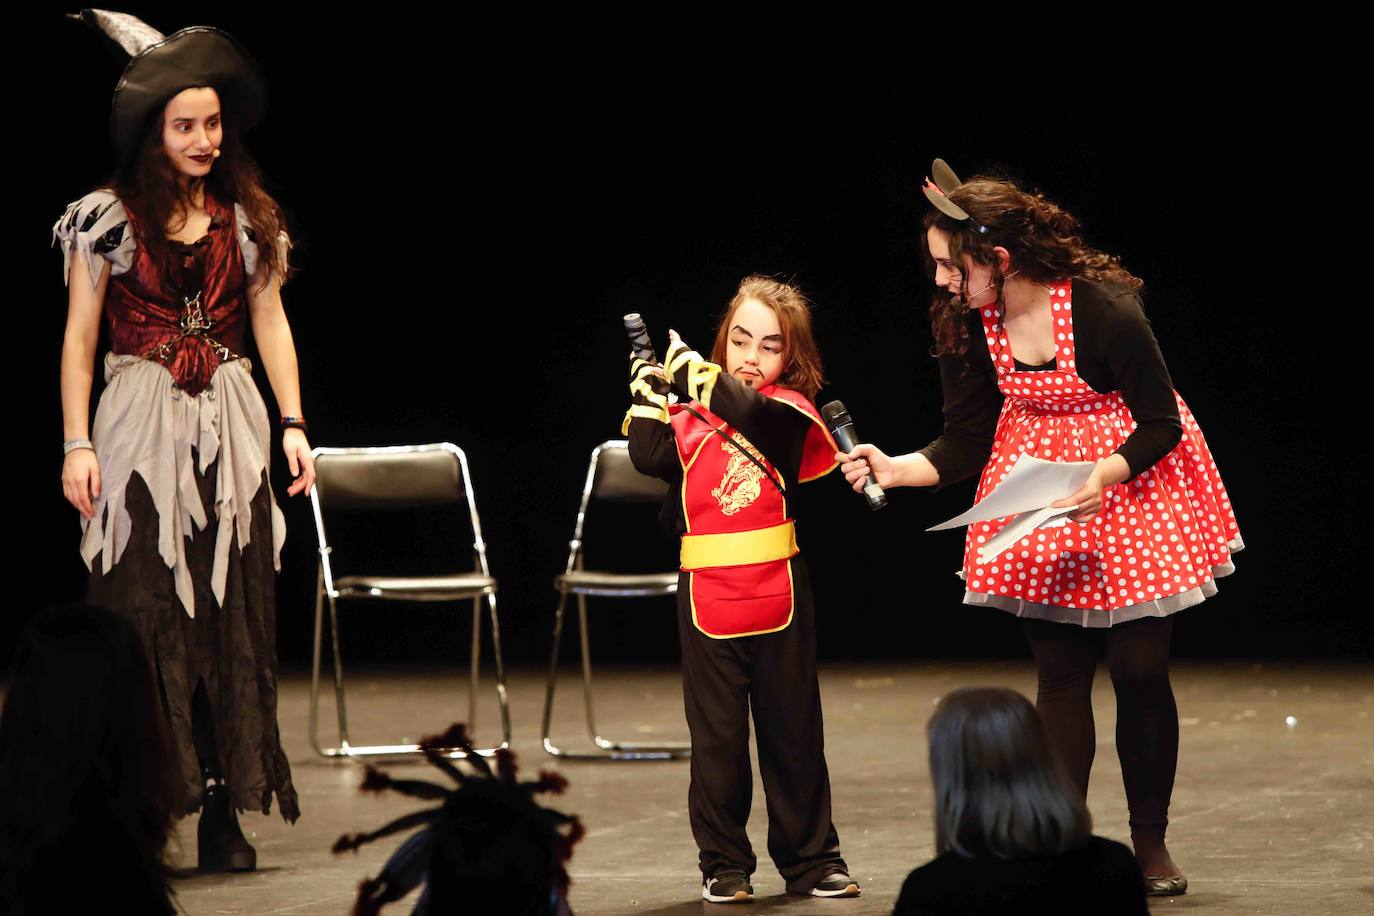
left=838, top=162, right=1242, bottom=897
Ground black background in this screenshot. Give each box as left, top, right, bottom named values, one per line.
left=12, top=8, right=1364, bottom=668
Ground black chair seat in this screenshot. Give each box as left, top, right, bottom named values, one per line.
left=335, top=573, right=496, bottom=597
left=555, top=570, right=678, bottom=594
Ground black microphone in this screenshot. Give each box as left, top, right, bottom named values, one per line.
left=821, top=400, right=887, bottom=511
left=624, top=313, right=658, bottom=364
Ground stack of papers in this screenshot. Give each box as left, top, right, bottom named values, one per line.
left=927, top=455, right=1096, bottom=565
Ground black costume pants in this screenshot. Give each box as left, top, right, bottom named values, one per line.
left=676, top=557, right=846, bottom=892
left=1022, top=615, right=1178, bottom=842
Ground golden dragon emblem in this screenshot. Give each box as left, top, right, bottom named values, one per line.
left=712, top=432, right=767, bottom=516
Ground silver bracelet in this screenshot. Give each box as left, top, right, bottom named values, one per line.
left=63, top=438, right=94, bottom=456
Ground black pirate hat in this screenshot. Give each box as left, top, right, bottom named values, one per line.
left=68, top=9, right=267, bottom=164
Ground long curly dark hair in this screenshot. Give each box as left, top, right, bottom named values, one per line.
left=115, top=87, right=290, bottom=294
left=924, top=175, right=1141, bottom=359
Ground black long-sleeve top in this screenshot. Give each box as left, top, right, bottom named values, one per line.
left=891, top=835, right=1149, bottom=915
left=625, top=353, right=813, bottom=536
left=917, top=281, right=1183, bottom=489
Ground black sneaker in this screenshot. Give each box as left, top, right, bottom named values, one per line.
left=702, top=871, right=754, bottom=903
left=809, top=871, right=860, bottom=897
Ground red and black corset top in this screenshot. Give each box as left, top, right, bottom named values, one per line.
left=104, top=194, right=249, bottom=396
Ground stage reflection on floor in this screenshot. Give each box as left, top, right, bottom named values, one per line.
left=154, top=661, right=1374, bottom=914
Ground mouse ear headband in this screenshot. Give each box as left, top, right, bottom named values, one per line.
left=922, top=158, right=990, bottom=236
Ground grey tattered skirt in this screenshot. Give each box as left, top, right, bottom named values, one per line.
left=83, top=355, right=298, bottom=822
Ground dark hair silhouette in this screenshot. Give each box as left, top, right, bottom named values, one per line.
left=0, top=604, right=177, bottom=914
left=928, top=687, right=1091, bottom=860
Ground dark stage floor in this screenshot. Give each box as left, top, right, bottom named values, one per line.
left=124, top=662, right=1374, bottom=913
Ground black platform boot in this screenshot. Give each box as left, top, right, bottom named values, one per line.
left=197, top=782, right=257, bottom=872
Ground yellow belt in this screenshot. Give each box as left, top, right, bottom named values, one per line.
left=680, top=520, right=798, bottom=570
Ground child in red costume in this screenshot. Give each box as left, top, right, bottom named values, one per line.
left=623, top=276, right=858, bottom=903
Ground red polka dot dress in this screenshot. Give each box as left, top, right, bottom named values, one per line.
left=961, top=281, right=1243, bottom=627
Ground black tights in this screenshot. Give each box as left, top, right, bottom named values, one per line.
left=191, top=680, right=222, bottom=785
left=1022, top=616, right=1178, bottom=844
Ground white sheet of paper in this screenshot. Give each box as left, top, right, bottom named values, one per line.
left=975, top=504, right=1077, bottom=565
left=927, top=454, right=1096, bottom=532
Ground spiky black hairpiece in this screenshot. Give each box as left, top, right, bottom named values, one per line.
left=333, top=724, right=583, bottom=915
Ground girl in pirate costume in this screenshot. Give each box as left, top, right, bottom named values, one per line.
left=623, top=276, right=859, bottom=903
left=54, top=10, right=313, bottom=870
left=839, top=161, right=1243, bottom=897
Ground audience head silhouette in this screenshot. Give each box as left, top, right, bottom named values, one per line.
left=927, top=686, right=1091, bottom=860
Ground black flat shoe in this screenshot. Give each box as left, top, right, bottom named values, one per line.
left=197, top=784, right=257, bottom=872
left=1144, top=873, right=1188, bottom=896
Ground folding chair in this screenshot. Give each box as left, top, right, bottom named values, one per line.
left=541, top=440, right=689, bottom=760
left=307, top=443, right=511, bottom=759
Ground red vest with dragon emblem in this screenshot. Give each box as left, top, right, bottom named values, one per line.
left=670, top=385, right=837, bottom=638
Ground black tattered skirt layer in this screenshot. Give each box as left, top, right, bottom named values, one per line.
left=89, top=460, right=299, bottom=821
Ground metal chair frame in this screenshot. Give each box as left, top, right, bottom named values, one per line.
left=307, top=443, right=511, bottom=760
left=541, top=440, right=689, bottom=760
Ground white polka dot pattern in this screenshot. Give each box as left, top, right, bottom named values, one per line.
left=963, top=280, right=1243, bottom=622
